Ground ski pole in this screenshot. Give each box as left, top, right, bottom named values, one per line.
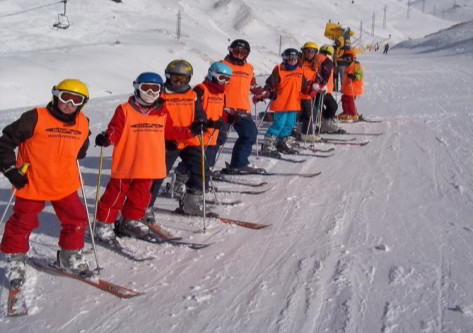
left=199, top=127, right=207, bottom=234
left=92, top=147, right=104, bottom=234
left=256, top=99, right=272, bottom=158
left=316, top=92, right=326, bottom=137
left=212, top=124, right=233, bottom=172
left=304, top=97, right=316, bottom=147
left=0, top=163, right=30, bottom=227
left=77, top=160, right=102, bottom=274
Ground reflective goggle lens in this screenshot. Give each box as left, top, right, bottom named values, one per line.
left=56, top=91, right=85, bottom=106
left=170, top=75, right=189, bottom=84
left=140, top=83, right=161, bottom=93
left=216, top=74, right=231, bottom=84
left=286, top=55, right=299, bottom=61
left=232, top=47, right=248, bottom=56
left=303, top=48, right=317, bottom=54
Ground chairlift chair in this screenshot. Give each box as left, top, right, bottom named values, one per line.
left=53, top=0, right=70, bottom=29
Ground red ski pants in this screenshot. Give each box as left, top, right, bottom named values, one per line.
left=1, top=192, right=87, bottom=254
left=341, top=94, right=357, bottom=115
left=95, top=178, right=152, bottom=224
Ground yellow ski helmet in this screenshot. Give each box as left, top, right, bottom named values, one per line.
left=301, top=41, right=319, bottom=50
left=51, top=79, right=89, bottom=108
left=320, top=44, right=335, bottom=56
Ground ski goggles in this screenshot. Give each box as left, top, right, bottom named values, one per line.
left=53, top=90, right=87, bottom=106
left=215, top=74, right=231, bottom=84
left=135, top=82, right=162, bottom=94
left=169, top=74, right=190, bottom=84
left=231, top=47, right=249, bottom=56
left=303, top=48, right=318, bottom=55
left=284, top=54, right=299, bottom=62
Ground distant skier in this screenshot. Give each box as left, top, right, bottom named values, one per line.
left=383, top=43, right=390, bottom=54
left=0, top=79, right=91, bottom=285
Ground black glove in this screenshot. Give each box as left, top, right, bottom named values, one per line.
left=207, top=118, right=225, bottom=129
left=189, top=119, right=208, bottom=136
left=227, top=112, right=241, bottom=124
left=3, top=166, right=28, bottom=189
left=95, top=132, right=110, bottom=147
left=347, top=73, right=357, bottom=80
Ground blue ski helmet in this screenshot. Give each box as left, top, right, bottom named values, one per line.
left=207, top=62, right=232, bottom=85
left=133, top=72, right=164, bottom=105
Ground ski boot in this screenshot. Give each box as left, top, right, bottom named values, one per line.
left=260, top=135, right=281, bottom=158
left=57, top=249, right=92, bottom=278
left=320, top=117, right=346, bottom=134
left=94, top=221, right=117, bottom=244
left=301, top=134, right=322, bottom=143
left=5, top=253, right=26, bottom=289
left=276, top=137, right=299, bottom=154
left=115, top=216, right=150, bottom=239
left=179, top=189, right=218, bottom=217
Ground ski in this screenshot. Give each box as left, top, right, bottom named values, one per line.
left=337, top=117, right=383, bottom=123
left=213, top=186, right=273, bottom=195
left=321, top=137, right=357, bottom=142
left=123, top=223, right=211, bottom=250
left=321, top=140, right=369, bottom=146
left=222, top=169, right=322, bottom=178
left=205, top=198, right=242, bottom=206
left=29, top=258, right=144, bottom=298
left=7, top=288, right=27, bottom=317
left=154, top=207, right=271, bottom=230
left=258, top=153, right=306, bottom=163
left=86, top=235, right=155, bottom=262
left=286, top=152, right=335, bottom=158
left=212, top=175, right=268, bottom=187
left=324, top=131, right=383, bottom=137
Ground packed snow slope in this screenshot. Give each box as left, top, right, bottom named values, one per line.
left=1, top=0, right=473, bottom=332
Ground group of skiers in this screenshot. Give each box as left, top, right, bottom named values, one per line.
left=0, top=38, right=365, bottom=288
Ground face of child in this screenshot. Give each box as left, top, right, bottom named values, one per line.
left=57, top=100, right=79, bottom=114
left=287, top=57, right=298, bottom=66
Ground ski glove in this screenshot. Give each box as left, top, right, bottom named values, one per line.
left=189, top=119, right=208, bottom=136
left=95, top=132, right=110, bottom=147
left=3, top=165, right=28, bottom=189
left=250, top=86, right=265, bottom=95
left=226, top=111, right=241, bottom=125
left=207, top=118, right=225, bottom=129
left=347, top=73, right=357, bottom=80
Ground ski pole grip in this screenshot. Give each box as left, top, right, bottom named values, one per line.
left=19, top=163, right=30, bottom=175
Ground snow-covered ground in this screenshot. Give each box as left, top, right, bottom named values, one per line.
left=1, top=0, right=473, bottom=332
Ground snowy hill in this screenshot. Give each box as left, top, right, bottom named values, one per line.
left=1, top=0, right=473, bottom=332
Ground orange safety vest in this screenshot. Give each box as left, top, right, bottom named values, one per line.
left=223, top=60, right=253, bottom=112
left=315, top=54, right=334, bottom=93
left=162, top=90, right=200, bottom=149
left=111, top=103, right=167, bottom=179
left=343, top=61, right=364, bottom=96
left=15, top=107, right=89, bottom=201
left=195, top=83, right=225, bottom=146
left=270, top=65, right=303, bottom=112
left=300, top=60, right=317, bottom=100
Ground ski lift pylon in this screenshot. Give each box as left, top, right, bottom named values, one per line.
left=53, top=0, right=70, bottom=29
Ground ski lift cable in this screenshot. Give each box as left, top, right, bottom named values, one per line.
left=0, top=0, right=64, bottom=19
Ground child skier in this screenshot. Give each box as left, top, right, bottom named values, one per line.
left=256, top=48, right=313, bottom=156
left=316, top=44, right=345, bottom=133
left=94, top=72, right=197, bottom=241
left=338, top=49, right=364, bottom=122
left=0, top=79, right=91, bottom=285
left=145, top=60, right=209, bottom=219
left=217, top=39, right=265, bottom=174
left=193, top=62, right=231, bottom=168
left=298, top=41, right=319, bottom=142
